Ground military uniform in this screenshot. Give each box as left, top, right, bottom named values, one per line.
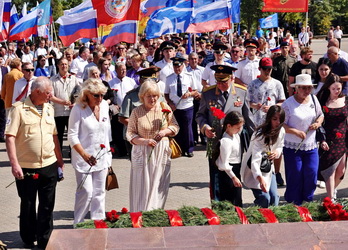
left=271, top=55, right=297, bottom=97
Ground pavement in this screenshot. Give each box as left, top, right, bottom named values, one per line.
left=0, top=38, right=348, bottom=249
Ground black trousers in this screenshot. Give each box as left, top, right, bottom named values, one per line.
left=54, top=116, right=69, bottom=150
left=218, top=163, right=242, bottom=207
left=0, top=99, right=5, bottom=138
left=16, top=162, right=58, bottom=247
left=111, top=114, right=127, bottom=156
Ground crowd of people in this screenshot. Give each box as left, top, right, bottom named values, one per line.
left=2, top=27, right=347, bottom=248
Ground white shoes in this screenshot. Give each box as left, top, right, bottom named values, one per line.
left=317, top=181, right=326, bottom=188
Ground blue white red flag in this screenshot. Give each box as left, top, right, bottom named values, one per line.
left=64, top=0, right=93, bottom=15
left=230, top=0, right=241, bottom=23
left=92, top=0, right=141, bottom=26
left=142, top=0, right=168, bottom=16
left=145, top=0, right=192, bottom=39
left=9, top=4, right=19, bottom=30
left=9, top=8, right=38, bottom=41
left=56, top=8, right=97, bottom=46
left=259, top=13, right=278, bottom=29
left=103, top=20, right=137, bottom=47
left=2, top=0, right=11, bottom=22
left=186, top=0, right=231, bottom=33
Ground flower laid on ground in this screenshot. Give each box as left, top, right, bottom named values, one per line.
left=77, top=145, right=114, bottom=189
left=323, top=106, right=329, bottom=113
left=122, top=207, right=129, bottom=214
left=206, top=107, right=226, bottom=158
left=322, top=197, right=348, bottom=221
left=106, top=210, right=120, bottom=222
left=252, top=97, right=271, bottom=115
left=6, top=172, right=39, bottom=188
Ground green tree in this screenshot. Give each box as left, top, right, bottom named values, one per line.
left=309, top=0, right=334, bottom=35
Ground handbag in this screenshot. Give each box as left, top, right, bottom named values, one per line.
left=105, top=167, right=119, bottom=191
left=247, top=152, right=272, bottom=173
left=311, top=94, right=326, bottom=142
left=169, top=138, right=182, bottom=159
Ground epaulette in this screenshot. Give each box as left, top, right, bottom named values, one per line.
left=203, top=85, right=216, bottom=92
left=126, top=87, right=139, bottom=95
left=234, top=83, right=247, bottom=91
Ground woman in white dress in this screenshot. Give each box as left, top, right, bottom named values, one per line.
left=68, top=78, right=112, bottom=225
left=126, top=80, right=179, bottom=212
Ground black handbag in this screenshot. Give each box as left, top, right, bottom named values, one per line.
left=247, top=151, right=272, bottom=173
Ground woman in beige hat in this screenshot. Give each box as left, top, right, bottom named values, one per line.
left=282, top=74, right=324, bottom=205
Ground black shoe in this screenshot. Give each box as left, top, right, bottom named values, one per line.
left=276, top=173, right=285, bottom=186
left=187, top=152, right=194, bottom=157
left=0, top=137, right=5, bottom=142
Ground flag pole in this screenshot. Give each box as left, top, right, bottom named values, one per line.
left=135, top=20, right=139, bottom=49
left=193, top=33, right=196, bottom=52
left=230, top=23, right=234, bottom=46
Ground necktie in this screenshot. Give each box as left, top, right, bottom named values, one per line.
left=15, top=80, right=30, bottom=102
left=177, top=75, right=182, bottom=97
left=223, top=91, right=229, bottom=100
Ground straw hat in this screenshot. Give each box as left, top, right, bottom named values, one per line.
left=290, top=74, right=316, bottom=88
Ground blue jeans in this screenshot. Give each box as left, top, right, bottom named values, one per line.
left=283, top=147, right=318, bottom=205
left=252, top=173, right=279, bottom=208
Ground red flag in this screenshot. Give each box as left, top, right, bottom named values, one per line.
left=262, top=0, right=308, bottom=12
left=92, top=0, right=141, bottom=26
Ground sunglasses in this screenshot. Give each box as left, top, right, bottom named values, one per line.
left=231, top=50, right=240, bottom=53
left=24, top=68, right=34, bottom=72
left=93, top=94, right=104, bottom=98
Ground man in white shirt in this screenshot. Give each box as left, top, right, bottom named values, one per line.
left=165, top=54, right=198, bottom=157
left=235, top=39, right=261, bottom=87
left=70, top=46, right=90, bottom=84
left=298, top=27, right=309, bottom=48
left=108, top=62, right=137, bottom=157
left=12, top=62, right=36, bottom=104
left=155, top=41, right=176, bottom=82
left=334, top=26, right=343, bottom=48
left=34, top=40, right=48, bottom=65
left=21, top=45, right=34, bottom=63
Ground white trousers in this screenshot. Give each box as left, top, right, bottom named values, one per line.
left=74, top=168, right=108, bottom=225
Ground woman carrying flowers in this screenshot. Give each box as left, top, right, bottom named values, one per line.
left=126, top=80, right=179, bottom=212
left=282, top=74, right=324, bottom=205
left=317, top=74, right=348, bottom=201
left=68, top=78, right=112, bottom=225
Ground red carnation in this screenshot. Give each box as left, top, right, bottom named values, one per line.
left=323, top=106, right=329, bottom=113
left=121, top=207, right=128, bottom=214
left=32, top=173, right=39, bottom=180
left=267, top=97, right=271, bottom=101
left=162, top=109, right=171, bottom=114
left=336, top=132, right=343, bottom=139
left=210, top=107, right=226, bottom=120
left=110, top=147, right=115, bottom=153
left=188, top=87, right=193, bottom=92
left=100, top=144, right=106, bottom=149
left=111, top=210, right=117, bottom=215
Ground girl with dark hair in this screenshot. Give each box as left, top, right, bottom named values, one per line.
left=317, top=74, right=347, bottom=201
left=34, top=55, right=50, bottom=77
left=215, top=111, right=245, bottom=206
left=313, top=57, right=332, bottom=95
left=242, top=105, right=285, bottom=208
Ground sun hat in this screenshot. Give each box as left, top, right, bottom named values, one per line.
left=290, top=74, right=316, bottom=88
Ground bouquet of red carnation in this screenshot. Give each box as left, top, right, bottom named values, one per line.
left=206, top=107, right=226, bottom=158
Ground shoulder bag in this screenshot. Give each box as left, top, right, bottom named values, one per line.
left=106, top=166, right=119, bottom=191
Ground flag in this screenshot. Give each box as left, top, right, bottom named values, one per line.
left=22, top=2, right=27, bottom=17
left=91, top=0, right=141, bottom=26
left=145, top=0, right=192, bottom=39
left=9, top=8, right=38, bottom=40
left=98, top=24, right=114, bottom=43
left=186, top=0, right=231, bottom=33
left=103, top=20, right=137, bottom=47
left=9, top=5, right=19, bottom=30
left=37, top=0, right=52, bottom=26
left=1, top=0, right=11, bottom=22
left=230, top=0, right=241, bottom=23
left=142, top=0, right=168, bottom=16
left=259, top=13, right=278, bottom=29
left=262, top=0, right=308, bottom=12
left=56, top=8, right=97, bottom=46
left=64, top=0, right=93, bottom=15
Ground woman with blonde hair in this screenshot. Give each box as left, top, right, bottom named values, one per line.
left=68, top=78, right=112, bottom=225
left=126, top=79, right=179, bottom=212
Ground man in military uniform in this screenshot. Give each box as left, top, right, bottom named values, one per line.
left=155, top=41, right=177, bottom=82
left=235, top=39, right=260, bottom=87
left=196, top=65, right=254, bottom=202
left=119, top=67, right=165, bottom=158
left=271, top=41, right=297, bottom=98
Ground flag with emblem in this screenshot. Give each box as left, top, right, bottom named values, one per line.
left=262, top=0, right=308, bottom=12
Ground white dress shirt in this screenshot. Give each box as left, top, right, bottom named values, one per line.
left=109, top=76, right=137, bottom=105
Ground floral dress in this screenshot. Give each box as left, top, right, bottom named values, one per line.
left=318, top=101, right=348, bottom=181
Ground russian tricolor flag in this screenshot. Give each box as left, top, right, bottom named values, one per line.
left=2, top=0, right=11, bottom=22
left=9, top=8, right=38, bottom=41
left=56, top=8, right=97, bottom=47
left=103, top=20, right=137, bottom=47
left=186, top=0, right=231, bottom=33
left=9, top=4, right=19, bottom=30
left=143, top=0, right=168, bottom=16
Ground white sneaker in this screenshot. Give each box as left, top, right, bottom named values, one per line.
left=318, top=181, right=326, bottom=188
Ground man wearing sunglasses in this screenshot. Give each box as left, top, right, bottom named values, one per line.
left=12, top=63, right=36, bottom=104
left=228, top=45, right=242, bottom=68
